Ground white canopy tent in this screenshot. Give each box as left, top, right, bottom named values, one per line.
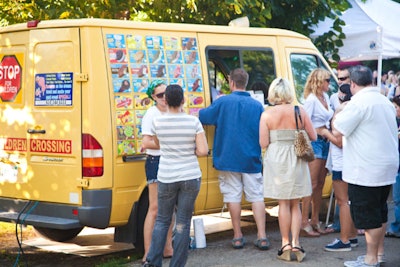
left=311, top=0, right=400, bottom=86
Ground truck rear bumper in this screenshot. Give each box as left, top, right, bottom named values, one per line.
left=0, top=189, right=112, bottom=229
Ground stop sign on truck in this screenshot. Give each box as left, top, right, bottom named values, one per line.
left=0, top=54, right=22, bottom=102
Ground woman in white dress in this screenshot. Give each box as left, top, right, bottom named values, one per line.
left=260, top=78, right=316, bottom=262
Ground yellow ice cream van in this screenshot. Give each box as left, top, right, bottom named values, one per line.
left=0, top=18, right=336, bottom=251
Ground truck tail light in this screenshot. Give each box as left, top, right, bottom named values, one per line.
left=82, top=134, right=103, bottom=177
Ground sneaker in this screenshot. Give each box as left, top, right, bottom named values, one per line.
left=344, top=259, right=380, bottom=267
left=325, top=238, right=351, bottom=252
left=350, top=238, right=359, bottom=248
left=357, top=255, right=386, bottom=264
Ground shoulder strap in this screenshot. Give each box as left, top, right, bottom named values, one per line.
left=294, top=106, right=299, bottom=130
left=294, top=105, right=304, bottom=130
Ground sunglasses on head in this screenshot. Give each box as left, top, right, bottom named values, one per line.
left=338, top=76, right=349, bottom=81
left=154, top=92, right=165, bottom=99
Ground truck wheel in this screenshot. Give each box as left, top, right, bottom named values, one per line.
left=33, top=226, right=84, bottom=242
left=133, top=190, right=149, bottom=255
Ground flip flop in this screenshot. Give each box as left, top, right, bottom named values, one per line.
left=300, top=224, right=320, bottom=237
left=312, top=222, right=330, bottom=234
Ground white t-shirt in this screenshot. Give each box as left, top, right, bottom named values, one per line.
left=330, top=93, right=340, bottom=111
left=334, top=87, right=398, bottom=186
left=304, top=93, right=334, bottom=129
left=141, top=106, right=163, bottom=156
left=330, top=143, right=343, bottom=172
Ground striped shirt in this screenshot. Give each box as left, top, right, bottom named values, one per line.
left=151, top=112, right=204, bottom=183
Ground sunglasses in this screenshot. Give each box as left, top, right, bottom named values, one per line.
left=325, top=78, right=331, bottom=83
left=338, top=76, right=349, bottom=81
left=154, top=92, right=165, bottom=99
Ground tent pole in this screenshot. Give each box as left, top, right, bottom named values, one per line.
left=377, top=53, right=382, bottom=90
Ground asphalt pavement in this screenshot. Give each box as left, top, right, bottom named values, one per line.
left=127, top=200, right=400, bottom=267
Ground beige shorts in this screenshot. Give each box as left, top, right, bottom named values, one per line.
left=218, top=171, right=264, bottom=203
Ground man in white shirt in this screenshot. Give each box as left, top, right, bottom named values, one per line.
left=333, top=66, right=398, bottom=267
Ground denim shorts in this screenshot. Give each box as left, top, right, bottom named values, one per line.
left=348, top=184, right=391, bottom=229
left=145, top=155, right=160, bottom=184
left=332, top=170, right=342, bottom=181
left=311, top=135, right=330, bottom=160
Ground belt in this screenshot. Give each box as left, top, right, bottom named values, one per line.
left=146, top=155, right=160, bottom=159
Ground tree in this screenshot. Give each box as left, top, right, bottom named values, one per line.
left=128, top=0, right=351, bottom=63
left=0, top=0, right=131, bottom=25
left=0, top=0, right=356, bottom=63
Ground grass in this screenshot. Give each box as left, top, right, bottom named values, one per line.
left=0, top=221, right=141, bottom=266
left=94, top=256, right=133, bottom=267
left=0, top=221, right=34, bottom=240
left=0, top=221, right=17, bottom=232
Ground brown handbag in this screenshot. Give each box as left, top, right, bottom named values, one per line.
left=294, top=106, right=315, bottom=162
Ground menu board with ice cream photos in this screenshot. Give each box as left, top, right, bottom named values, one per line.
left=135, top=110, right=146, bottom=152
left=107, top=32, right=204, bottom=155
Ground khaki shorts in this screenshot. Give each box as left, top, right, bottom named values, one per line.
left=218, top=171, right=264, bottom=203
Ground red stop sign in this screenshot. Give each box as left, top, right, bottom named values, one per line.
left=0, top=55, right=22, bottom=102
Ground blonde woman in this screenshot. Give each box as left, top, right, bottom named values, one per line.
left=301, top=68, right=334, bottom=237
left=260, top=78, right=316, bottom=262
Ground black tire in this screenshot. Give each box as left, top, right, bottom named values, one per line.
left=33, top=226, right=84, bottom=242
left=133, top=189, right=149, bottom=255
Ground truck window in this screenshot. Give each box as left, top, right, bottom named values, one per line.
left=206, top=48, right=275, bottom=104
left=290, top=54, right=338, bottom=104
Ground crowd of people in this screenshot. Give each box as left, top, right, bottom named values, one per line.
left=140, top=66, right=399, bottom=267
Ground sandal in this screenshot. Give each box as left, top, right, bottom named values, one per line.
left=311, top=222, right=329, bottom=235
left=292, top=246, right=306, bottom=262
left=300, top=224, right=320, bottom=237
left=231, top=237, right=246, bottom=249
left=324, top=226, right=335, bottom=234
left=277, top=243, right=292, bottom=261
left=253, top=237, right=271, bottom=250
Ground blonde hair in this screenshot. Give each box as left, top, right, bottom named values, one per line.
left=387, top=73, right=399, bottom=85
left=267, top=77, right=294, bottom=105
left=304, top=68, right=331, bottom=98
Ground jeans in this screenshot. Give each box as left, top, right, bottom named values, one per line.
left=389, top=172, right=400, bottom=235
left=146, top=178, right=201, bottom=267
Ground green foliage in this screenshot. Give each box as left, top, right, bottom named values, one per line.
left=125, top=0, right=352, bottom=63
left=0, top=0, right=377, bottom=65
left=0, top=0, right=131, bottom=26
left=94, top=256, right=133, bottom=267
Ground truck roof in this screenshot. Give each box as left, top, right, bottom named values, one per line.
left=0, top=18, right=308, bottom=40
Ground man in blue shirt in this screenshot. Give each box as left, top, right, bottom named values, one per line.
left=199, top=68, right=269, bottom=250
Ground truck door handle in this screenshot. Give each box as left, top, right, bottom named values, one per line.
left=27, top=129, right=46, bottom=134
